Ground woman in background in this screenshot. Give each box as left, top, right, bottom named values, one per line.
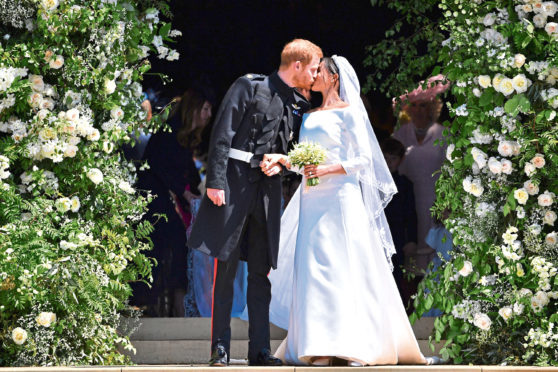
left=135, top=88, right=213, bottom=317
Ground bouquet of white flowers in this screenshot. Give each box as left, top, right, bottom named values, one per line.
left=288, top=141, right=327, bottom=187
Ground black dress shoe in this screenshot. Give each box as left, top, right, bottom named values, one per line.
left=249, top=348, right=283, bottom=366
left=209, top=344, right=228, bottom=367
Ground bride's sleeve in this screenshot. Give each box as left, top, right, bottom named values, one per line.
left=340, top=109, right=373, bottom=174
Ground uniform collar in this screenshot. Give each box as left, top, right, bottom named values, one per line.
left=269, top=71, right=310, bottom=110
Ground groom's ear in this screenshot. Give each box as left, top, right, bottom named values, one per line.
left=293, top=60, right=302, bottom=71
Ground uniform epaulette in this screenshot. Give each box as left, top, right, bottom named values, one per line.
left=244, top=73, right=266, bottom=80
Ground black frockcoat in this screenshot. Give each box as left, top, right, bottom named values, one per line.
left=188, top=72, right=309, bottom=269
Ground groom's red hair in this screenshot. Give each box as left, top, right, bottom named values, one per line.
left=280, top=39, right=323, bottom=67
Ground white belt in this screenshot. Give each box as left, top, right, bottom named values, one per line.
left=228, top=148, right=253, bottom=163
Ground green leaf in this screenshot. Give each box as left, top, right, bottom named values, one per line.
left=479, top=89, right=493, bottom=107
left=159, top=22, right=172, bottom=37
left=504, top=95, right=520, bottom=116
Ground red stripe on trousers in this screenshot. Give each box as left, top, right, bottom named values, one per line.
left=210, top=257, right=218, bottom=350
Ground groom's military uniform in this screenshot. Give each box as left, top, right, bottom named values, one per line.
left=188, top=71, right=309, bottom=363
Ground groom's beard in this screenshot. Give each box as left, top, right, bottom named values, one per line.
left=292, top=74, right=313, bottom=91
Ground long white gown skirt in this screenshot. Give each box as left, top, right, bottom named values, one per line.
left=269, top=109, right=426, bottom=366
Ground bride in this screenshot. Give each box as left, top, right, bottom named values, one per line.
left=260, top=56, right=429, bottom=366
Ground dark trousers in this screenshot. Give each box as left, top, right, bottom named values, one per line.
left=211, top=185, right=272, bottom=360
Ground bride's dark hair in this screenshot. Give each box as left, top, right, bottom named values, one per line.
left=321, top=57, right=339, bottom=76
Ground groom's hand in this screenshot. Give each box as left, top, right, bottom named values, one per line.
left=261, top=153, right=288, bottom=176
left=207, top=188, right=226, bottom=206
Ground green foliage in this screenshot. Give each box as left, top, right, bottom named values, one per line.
left=0, top=0, right=179, bottom=366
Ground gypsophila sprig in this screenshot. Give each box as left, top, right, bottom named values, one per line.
left=287, top=141, right=327, bottom=187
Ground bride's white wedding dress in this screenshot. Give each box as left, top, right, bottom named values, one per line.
left=269, top=107, right=427, bottom=366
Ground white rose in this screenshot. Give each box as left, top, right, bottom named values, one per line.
left=524, top=180, right=539, bottom=195
left=473, top=88, right=482, bottom=97
left=543, top=1, right=558, bottom=16
left=49, top=55, right=64, bottom=69
left=478, top=75, right=492, bottom=88
left=514, top=54, right=526, bottom=68
left=64, top=144, right=78, bottom=158
left=11, top=327, right=28, bottom=345
left=492, top=74, right=506, bottom=91
left=118, top=180, right=135, bottom=194
left=28, top=92, right=43, bottom=108
left=501, top=159, right=513, bottom=174
left=512, top=74, right=530, bottom=93
left=533, top=13, right=547, bottom=28
left=531, top=153, right=545, bottom=168
left=469, top=179, right=484, bottom=197
left=446, top=144, right=456, bottom=163
left=544, top=210, right=557, bottom=225
left=473, top=313, right=492, bottom=330
left=104, top=79, right=116, bottom=94
left=471, top=147, right=487, bottom=168
left=70, top=196, right=80, bottom=212
left=66, top=108, right=80, bottom=122
left=498, top=141, right=514, bottom=157
left=87, top=168, right=103, bottom=185
left=488, top=157, right=502, bottom=174
left=546, top=231, right=557, bottom=245
left=499, top=78, right=515, bottom=96
left=524, top=162, right=536, bottom=176
left=41, top=0, right=59, bottom=11
left=545, top=21, right=558, bottom=34
left=538, top=190, right=555, bottom=207
left=483, top=13, right=496, bottom=26
left=498, top=306, right=513, bottom=321
left=529, top=224, right=542, bottom=235
left=110, top=107, right=124, bottom=121
left=55, top=197, right=71, bottom=213
left=462, top=177, right=472, bottom=193
left=459, top=261, right=473, bottom=277
left=36, top=311, right=56, bottom=327
left=87, top=128, right=100, bottom=141
left=513, top=303, right=524, bottom=315
left=29, top=74, right=44, bottom=92
left=514, top=188, right=529, bottom=205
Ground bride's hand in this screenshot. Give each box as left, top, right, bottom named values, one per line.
left=305, top=164, right=346, bottom=178
left=304, top=164, right=329, bottom=178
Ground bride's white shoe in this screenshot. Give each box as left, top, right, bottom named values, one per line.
left=310, top=357, right=332, bottom=366
left=348, top=360, right=363, bottom=367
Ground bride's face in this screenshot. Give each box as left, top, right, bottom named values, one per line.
left=311, top=61, right=337, bottom=93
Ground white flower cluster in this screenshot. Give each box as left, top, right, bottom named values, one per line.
left=515, top=1, right=558, bottom=34
left=0, top=155, right=10, bottom=180
left=501, top=226, right=524, bottom=261
left=19, top=168, right=59, bottom=194
left=54, top=196, right=80, bottom=213
left=470, top=128, right=493, bottom=144
left=477, top=73, right=532, bottom=96
left=530, top=290, right=557, bottom=312
left=531, top=256, right=557, bottom=290
left=451, top=299, right=482, bottom=323
left=35, top=311, right=56, bottom=327
left=523, top=322, right=558, bottom=351
left=0, top=66, right=28, bottom=92
left=463, top=175, right=484, bottom=197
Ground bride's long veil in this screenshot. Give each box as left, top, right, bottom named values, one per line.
left=267, top=56, right=398, bottom=330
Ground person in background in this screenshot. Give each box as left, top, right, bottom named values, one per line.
left=381, top=137, right=418, bottom=309
left=134, top=88, right=213, bottom=317
left=392, top=75, right=450, bottom=280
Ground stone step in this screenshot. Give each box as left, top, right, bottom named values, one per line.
left=126, top=339, right=443, bottom=365
left=123, top=317, right=435, bottom=341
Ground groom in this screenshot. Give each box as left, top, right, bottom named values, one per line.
left=188, top=39, right=322, bottom=366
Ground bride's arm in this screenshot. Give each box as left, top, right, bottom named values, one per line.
left=338, top=110, right=373, bottom=174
